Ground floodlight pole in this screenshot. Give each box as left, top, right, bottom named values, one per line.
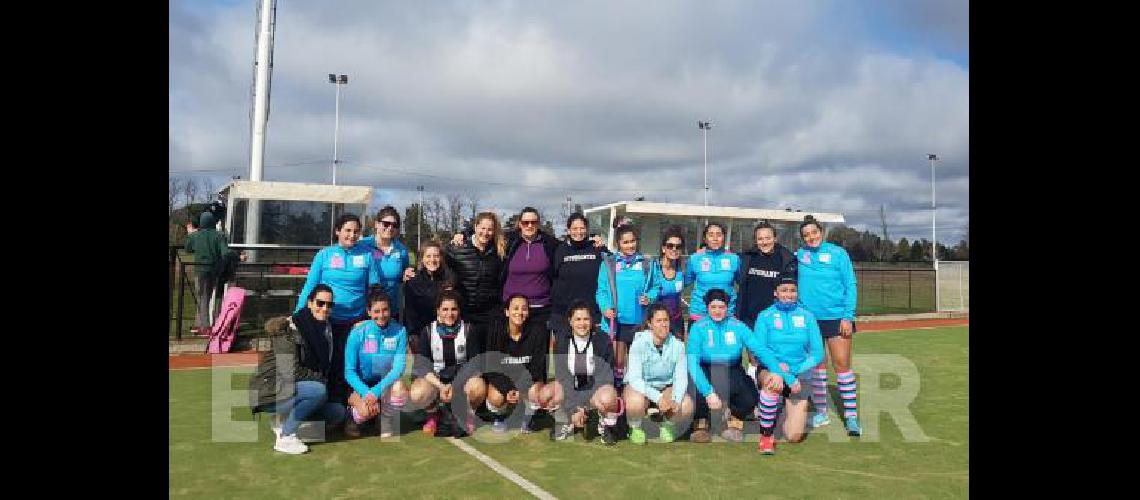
left=699, top=120, right=712, bottom=206
left=928, top=153, right=939, bottom=310
left=329, top=74, right=348, bottom=185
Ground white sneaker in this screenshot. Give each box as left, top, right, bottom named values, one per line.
left=270, top=414, right=284, bottom=439
left=274, top=434, right=309, bottom=454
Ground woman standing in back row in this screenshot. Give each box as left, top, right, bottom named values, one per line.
left=549, top=213, right=610, bottom=336
left=795, top=215, right=861, bottom=436
left=446, top=212, right=506, bottom=339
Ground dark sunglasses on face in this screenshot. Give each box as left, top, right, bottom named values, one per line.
left=379, top=220, right=400, bottom=229
left=519, top=220, right=539, bottom=227
left=664, top=243, right=683, bottom=250
left=314, top=300, right=334, bottom=309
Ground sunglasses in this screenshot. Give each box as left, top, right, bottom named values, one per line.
left=519, top=220, right=539, bottom=227
left=314, top=299, right=335, bottom=309
left=663, top=243, right=683, bottom=250
left=379, top=220, right=400, bottom=229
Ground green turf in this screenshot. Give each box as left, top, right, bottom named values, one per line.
left=170, top=326, right=968, bottom=498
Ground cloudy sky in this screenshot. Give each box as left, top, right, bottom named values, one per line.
left=170, top=0, right=968, bottom=244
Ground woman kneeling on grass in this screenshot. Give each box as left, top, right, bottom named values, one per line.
left=408, top=290, right=486, bottom=437
left=751, top=276, right=825, bottom=454
left=249, top=284, right=346, bottom=455
left=687, top=289, right=782, bottom=443
left=623, top=303, right=694, bottom=445
left=481, top=294, right=555, bottom=433
left=550, top=300, right=621, bottom=444
left=344, top=287, right=409, bottom=438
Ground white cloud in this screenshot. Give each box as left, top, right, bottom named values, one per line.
left=170, top=0, right=968, bottom=244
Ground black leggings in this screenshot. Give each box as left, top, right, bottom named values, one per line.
left=692, top=363, right=757, bottom=421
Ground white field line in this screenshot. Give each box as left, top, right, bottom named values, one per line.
left=445, top=437, right=558, bottom=500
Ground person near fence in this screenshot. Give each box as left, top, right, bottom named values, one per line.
left=550, top=300, right=620, bottom=444
left=623, top=303, right=693, bottom=445
left=750, top=275, right=825, bottom=454
left=184, top=210, right=230, bottom=335
left=357, top=205, right=414, bottom=322
left=249, top=284, right=347, bottom=455
left=480, top=294, right=554, bottom=434
left=549, top=213, right=610, bottom=337
left=685, top=222, right=740, bottom=324
left=687, top=289, right=782, bottom=444
left=795, top=214, right=861, bottom=436
left=343, top=287, right=409, bottom=439
left=409, top=290, right=486, bottom=437
left=445, top=211, right=506, bottom=341
left=596, top=223, right=659, bottom=391
left=652, top=225, right=692, bottom=341
left=295, top=214, right=380, bottom=406
left=402, top=240, right=456, bottom=354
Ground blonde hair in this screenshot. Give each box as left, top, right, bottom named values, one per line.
left=473, top=212, right=506, bottom=258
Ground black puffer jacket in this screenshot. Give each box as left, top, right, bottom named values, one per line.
left=445, top=240, right=504, bottom=315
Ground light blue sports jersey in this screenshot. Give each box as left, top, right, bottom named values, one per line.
left=295, top=245, right=380, bottom=322
left=795, top=242, right=857, bottom=321
left=685, top=249, right=740, bottom=317
left=752, top=303, right=825, bottom=386
left=345, top=320, right=407, bottom=398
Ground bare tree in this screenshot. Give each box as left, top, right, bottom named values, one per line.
left=169, top=177, right=184, bottom=217
left=463, top=192, right=479, bottom=224
left=446, top=193, right=464, bottom=234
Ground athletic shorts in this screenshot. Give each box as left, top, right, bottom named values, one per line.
left=754, top=369, right=811, bottom=402
left=615, top=323, right=640, bottom=344
left=481, top=372, right=518, bottom=396
left=817, top=319, right=857, bottom=339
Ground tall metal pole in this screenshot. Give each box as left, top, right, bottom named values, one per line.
left=928, top=153, right=939, bottom=310
left=699, top=120, right=712, bottom=206
left=245, top=0, right=277, bottom=264
left=333, top=82, right=341, bottom=185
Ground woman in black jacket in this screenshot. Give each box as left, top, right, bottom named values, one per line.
left=736, top=222, right=798, bottom=329
left=549, top=213, right=610, bottom=336
left=549, top=300, right=621, bottom=444
left=480, top=294, right=554, bottom=434
left=445, top=211, right=506, bottom=339
left=402, top=240, right=456, bottom=353
left=249, top=284, right=346, bottom=454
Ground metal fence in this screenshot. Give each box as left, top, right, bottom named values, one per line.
left=853, top=268, right=936, bottom=315
left=169, top=246, right=310, bottom=339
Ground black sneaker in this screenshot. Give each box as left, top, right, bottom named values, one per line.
left=599, top=423, right=617, bottom=446
left=583, top=410, right=600, bottom=441
left=551, top=423, right=575, bottom=441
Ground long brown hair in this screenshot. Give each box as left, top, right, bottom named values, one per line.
left=473, top=211, right=507, bottom=258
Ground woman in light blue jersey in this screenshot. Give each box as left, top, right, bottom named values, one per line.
left=295, top=214, right=380, bottom=406
left=356, top=205, right=414, bottom=322
left=623, top=303, right=693, bottom=445
left=343, top=287, right=409, bottom=439
left=685, top=222, right=740, bottom=322
left=795, top=215, right=861, bottom=436
left=653, top=225, right=692, bottom=341
left=751, top=276, right=825, bottom=454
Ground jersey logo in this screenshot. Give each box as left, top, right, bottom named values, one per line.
left=363, top=337, right=378, bottom=354
left=631, top=261, right=642, bottom=271
left=329, top=254, right=345, bottom=269
left=773, top=316, right=783, bottom=329
left=701, top=259, right=711, bottom=272
left=720, top=258, right=731, bottom=270
left=800, top=253, right=811, bottom=264
left=383, top=337, right=398, bottom=351
left=707, top=329, right=715, bottom=347
left=725, top=330, right=736, bottom=345
left=792, top=316, right=806, bottom=328
left=819, top=253, right=831, bottom=264
left=352, top=255, right=366, bottom=268
left=675, top=281, right=684, bottom=292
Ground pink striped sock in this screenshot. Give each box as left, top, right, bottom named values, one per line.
left=837, top=371, right=858, bottom=418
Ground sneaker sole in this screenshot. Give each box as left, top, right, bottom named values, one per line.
left=273, top=446, right=307, bottom=454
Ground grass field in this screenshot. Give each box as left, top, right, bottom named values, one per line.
left=170, top=326, right=968, bottom=498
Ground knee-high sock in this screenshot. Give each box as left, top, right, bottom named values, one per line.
left=837, top=371, right=858, bottom=419
left=758, top=389, right=781, bottom=436
left=383, top=395, right=406, bottom=417
left=812, top=368, right=829, bottom=416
